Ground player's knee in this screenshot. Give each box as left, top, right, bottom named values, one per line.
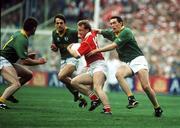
left=142, top=86, right=151, bottom=92
left=115, top=71, right=125, bottom=80
left=71, top=79, right=78, bottom=87
left=93, top=85, right=102, bottom=92
left=13, top=80, right=21, bottom=89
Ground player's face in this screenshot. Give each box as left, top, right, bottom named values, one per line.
left=78, top=25, right=89, bottom=39
left=109, top=18, right=122, bottom=33
left=55, top=18, right=65, bottom=32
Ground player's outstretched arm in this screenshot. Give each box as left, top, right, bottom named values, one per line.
left=20, top=57, right=47, bottom=66
left=87, top=42, right=118, bottom=56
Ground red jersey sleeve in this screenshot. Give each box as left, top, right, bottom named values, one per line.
left=77, top=42, right=90, bottom=56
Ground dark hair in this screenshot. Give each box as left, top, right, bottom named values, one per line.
left=54, top=14, right=66, bottom=23
left=23, top=17, right=38, bottom=31
left=77, top=20, right=91, bottom=31
left=110, top=16, right=123, bottom=23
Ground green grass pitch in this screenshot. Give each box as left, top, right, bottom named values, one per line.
left=0, top=85, right=180, bottom=128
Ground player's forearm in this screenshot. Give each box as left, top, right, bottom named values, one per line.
left=21, top=58, right=46, bottom=66
left=98, top=43, right=117, bottom=52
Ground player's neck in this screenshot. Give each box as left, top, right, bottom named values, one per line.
left=57, top=27, right=67, bottom=36
left=115, top=26, right=125, bottom=36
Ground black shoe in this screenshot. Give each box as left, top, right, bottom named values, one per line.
left=101, top=108, right=112, bottom=115
left=126, top=99, right=139, bottom=109
left=7, top=95, right=19, bottom=103
left=89, top=99, right=101, bottom=111
left=0, top=102, right=10, bottom=109
left=73, top=91, right=79, bottom=102
left=154, top=107, right=163, bottom=117
left=78, top=97, right=87, bottom=108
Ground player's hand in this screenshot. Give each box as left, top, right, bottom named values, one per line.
left=38, top=58, right=47, bottom=64
left=87, top=49, right=99, bottom=57
left=51, top=43, right=58, bottom=52
left=28, top=52, right=36, bottom=59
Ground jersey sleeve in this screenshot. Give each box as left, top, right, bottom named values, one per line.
left=14, top=37, right=28, bottom=59
left=77, top=42, right=90, bottom=56
left=52, top=31, right=57, bottom=44
left=101, top=29, right=115, bottom=41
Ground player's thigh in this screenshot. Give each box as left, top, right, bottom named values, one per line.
left=13, top=63, right=32, bottom=78
left=93, top=71, right=106, bottom=88
left=136, top=69, right=150, bottom=87
left=59, top=64, right=76, bottom=77
left=73, top=73, right=93, bottom=85
left=116, top=64, right=133, bottom=78
left=1, top=66, right=19, bottom=85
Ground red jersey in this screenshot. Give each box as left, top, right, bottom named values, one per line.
left=77, top=31, right=104, bottom=67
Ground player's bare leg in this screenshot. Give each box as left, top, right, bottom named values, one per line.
left=13, top=64, right=33, bottom=85
left=58, top=64, right=79, bottom=101
left=71, top=73, right=100, bottom=110
left=6, top=64, right=33, bottom=103
left=0, top=66, right=21, bottom=109
left=137, top=69, right=163, bottom=117
left=116, top=65, right=139, bottom=109
left=93, top=71, right=112, bottom=114
left=58, top=64, right=87, bottom=107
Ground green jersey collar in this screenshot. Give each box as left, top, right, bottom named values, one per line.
left=21, top=29, right=28, bottom=38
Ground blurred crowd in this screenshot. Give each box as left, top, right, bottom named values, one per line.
left=1, top=0, right=179, bottom=78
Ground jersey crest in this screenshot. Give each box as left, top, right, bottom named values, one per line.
left=64, top=37, right=69, bottom=41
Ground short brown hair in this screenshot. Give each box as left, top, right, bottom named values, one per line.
left=77, top=20, right=91, bottom=31
left=54, top=14, right=66, bottom=23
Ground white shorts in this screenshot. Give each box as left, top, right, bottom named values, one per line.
left=60, top=57, right=79, bottom=69
left=0, top=56, right=13, bottom=70
left=127, top=56, right=149, bottom=74
left=87, top=60, right=108, bottom=77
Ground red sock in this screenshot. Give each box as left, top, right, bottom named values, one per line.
left=104, top=105, right=111, bottom=112
left=89, top=92, right=98, bottom=101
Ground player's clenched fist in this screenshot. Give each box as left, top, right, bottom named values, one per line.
left=51, top=43, right=58, bottom=52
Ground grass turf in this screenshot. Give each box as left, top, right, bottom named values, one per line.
left=0, top=85, right=180, bottom=128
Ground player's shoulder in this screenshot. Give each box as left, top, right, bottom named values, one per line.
left=14, top=31, right=28, bottom=41
left=52, top=29, right=57, bottom=34
left=123, top=27, right=133, bottom=32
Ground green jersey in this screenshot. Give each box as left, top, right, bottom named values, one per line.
left=52, top=27, right=78, bottom=59
left=101, top=27, right=143, bottom=62
left=0, top=30, right=29, bottom=63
